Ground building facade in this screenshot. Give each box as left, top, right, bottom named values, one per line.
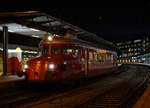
left=116, top=36, right=150, bottom=64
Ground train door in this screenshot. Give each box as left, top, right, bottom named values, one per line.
left=84, top=49, right=88, bottom=78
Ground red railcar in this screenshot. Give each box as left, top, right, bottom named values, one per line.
left=20, top=34, right=118, bottom=82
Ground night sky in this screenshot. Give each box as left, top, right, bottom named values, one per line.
left=1, top=1, right=150, bottom=43
left=41, top=8, right=150, bottom=42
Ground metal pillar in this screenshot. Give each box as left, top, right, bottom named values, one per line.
left=2, top=26, right=8, bottom=75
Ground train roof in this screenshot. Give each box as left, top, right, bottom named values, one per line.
left=39, top=34, right=118, bottom=52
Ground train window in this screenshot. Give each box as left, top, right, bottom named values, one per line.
left=94, top=52, right=98, bottom=61
left=73, top=47, right=81, bottom=57
left=61, top=46, right=72, bottom=56
left=108, top=54, right=111, bottom=64
left=43, top=46, right=49, bottom=55
left=89, top=52, right=93, bottom=61
left=99, top=54, right=104, bottom=63
left=100, top=54, right=105, bottom=64
left=38, top=47, right=42, bottom=56
left=98, top=54, right=102, bottom=62
left=51, top=46, right=59, bottom=55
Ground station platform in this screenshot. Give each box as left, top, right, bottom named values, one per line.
left=132, top=85, right=150, bottom=108
left=0, top=75, right=25, bottom=84
left=0, top=75, right=25, bottom=96
left=0, top=75, right=25, bottom=90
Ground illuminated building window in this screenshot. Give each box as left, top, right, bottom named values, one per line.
left=134, top=49, right=137, bottom=51
left=146, top=43, right=149, bottom=47
left=128, top=48, right=131, bottom=52
left=120, top=60, right=121, bottom=62
left=128, top=59, right=130, bottom=62
left=146, top=38, right=149, bottom=41
left=122, top=60, right=124, bottom=63
left=117, top=43, right=121, bottom=46
left=138, top=48, right=140, bottom=51
left=143, top=43, right=145, bottom=47
left=138, top=43, right=141, bottom=46
left=134, top=39, right=141, bottom=43
left=127, top=41, right=132, bottom=44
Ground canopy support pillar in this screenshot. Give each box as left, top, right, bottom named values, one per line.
left=2, top=26, right=8, bottom=76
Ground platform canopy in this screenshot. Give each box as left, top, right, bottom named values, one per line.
left=0, top=11, right=118, bottom=51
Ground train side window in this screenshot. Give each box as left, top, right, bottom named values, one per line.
left=73, top=47, right=81, bottom=57
left=98, top=54, right=102, bottom=63
left=43, top=46, right=49, bottom=55
left=105, top=54, right=108, bottom=64
left=106, top=54, right=111, bottom=64
left=99, top=54, right=104, bottom=64
left=61, top=46, right=73, bottom=56
left=51, top=46, right=59, bottom=55
left=94, top=52, right=98, bottom=61
left=89, top=52, right=93, bottom=61
left=111, top=54, right=114, bottom=63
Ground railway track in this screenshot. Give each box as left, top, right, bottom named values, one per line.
left=0, top=64, right=149, bottom=108
left=77, top=65, right=150, bottom=108
left=0, top=82, right=76, bottom=108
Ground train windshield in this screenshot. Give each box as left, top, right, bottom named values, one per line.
left=61, top=46, right=72, bottom=56
left=51, top=46, right=59, bottom=55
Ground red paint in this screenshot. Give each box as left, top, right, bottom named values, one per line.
left=24, top=36, right=118, bottom=81
left=8, top=57, right=22, bottom=74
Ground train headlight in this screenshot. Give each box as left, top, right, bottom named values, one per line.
left=49, top=64, right=54, bottom=69
left=24, top=64, right=28, bottom=69
left=48, top=36, right=53, bottom=41
left=64, top=61, right=67, bottom=64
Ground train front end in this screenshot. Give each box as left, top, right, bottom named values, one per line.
left=24, top=56, right=65, bottom=81
left=21, top=34, right=71, bottom=82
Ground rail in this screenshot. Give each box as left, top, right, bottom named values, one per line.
left=0, top=64, right=149, bottom=108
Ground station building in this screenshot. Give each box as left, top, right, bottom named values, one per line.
left=116, top=36, right=150, bottom=64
